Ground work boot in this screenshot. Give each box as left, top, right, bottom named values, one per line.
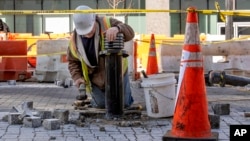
left=125, top=104, right=143, bottom=111
left=76, top=94, right=87, bottom=100
left=73, top=99, right=91, bottom=107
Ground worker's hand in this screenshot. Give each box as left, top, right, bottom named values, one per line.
left=74, top=78, right=85, bottom=88
left=105, top=27, right=119, bottom=42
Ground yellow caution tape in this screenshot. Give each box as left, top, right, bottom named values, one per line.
left=215, top=1, right=226, bottom=22
left=0, top=9, right=185, bottom=15
left=0, top=9, right=250, bottom=17
left=1, top=0, right=250, bottom=17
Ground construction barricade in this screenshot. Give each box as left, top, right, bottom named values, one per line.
left=34, top=39, right=72, bottom=86
left=0, top=40, right=32, bottom=81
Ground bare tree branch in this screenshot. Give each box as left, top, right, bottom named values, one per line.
left=107, top=0, right=125, bottom=9
left=106, top=0, right=133, bottom=18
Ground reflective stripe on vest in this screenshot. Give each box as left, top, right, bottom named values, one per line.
left=100, top=17, right=110, bottom=50
left=100, top=17, right=128, bottom=75
left=69, top=41, right=92, bottom=93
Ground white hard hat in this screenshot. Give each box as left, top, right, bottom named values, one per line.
left=73, top=5, right=96, bottom=35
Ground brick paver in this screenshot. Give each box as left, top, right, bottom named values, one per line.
left=1, top=82, right=250, bottom=140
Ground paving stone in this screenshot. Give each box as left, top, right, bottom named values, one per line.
left=53, top=109, right=69, bottom=124
left=97, top=137, right=114, bottom=141
left=220, top=116, right=241, bottom=125
left=55, top=80, right=63, bottom=86
left=35, top=132, right=49, bottom=137
left=7, top=80, right=16, bottom=85
left=82, top=137, right=98, bottom=141
left=218, top=131, right=229, bottom=140
left=43, top=119, right=61, bottom=130
left=110, top=134, right=126, bottom=139
left=66, top=136, right=83, bottom=141
left=3, top=82, right=250, bottom=141
left=23, top=101, right=34, bottom=110
left=0, top=121, right=9, bottom=128
left=209, top=114, right=220, bottom=129
left=212, top=103, right=230, bottom=115
left=68, top=111, right=81, bottom=124
left=19, top=138, right=33, bottom=141
left=130, top=80, right=142, bottom=88
left=8, top=113, right=23, bottom=125
left=63, top=131, right=78, bottom=137
left=1, top=114, right=8, bottom=122
left=23, top=116, right=42, bottom=128
left=19, top=134, right=35, bottom=139
left=64, top=78, right=73, bottom=88
left=6, top=126, right=20, bottom=134
left=37, top=110, right=52, bottom=120
left=33, top=137, right=51, bottom=141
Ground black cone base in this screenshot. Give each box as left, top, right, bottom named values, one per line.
left=162, top=130, right=219, bottom=141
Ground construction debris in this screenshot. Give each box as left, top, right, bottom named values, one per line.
left=212, top=103, right=230, bottom=115
left=2, top=101, right=144, bottom=130
left=244, top=112, right=250, bottom=117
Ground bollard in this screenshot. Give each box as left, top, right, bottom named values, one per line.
left=100, top=33, right=128, bottom=118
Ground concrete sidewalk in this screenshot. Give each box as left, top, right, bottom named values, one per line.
left=0, top=81, right=250, bottom=140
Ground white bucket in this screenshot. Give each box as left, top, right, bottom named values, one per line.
left=141, top=73, right=176, bottom=118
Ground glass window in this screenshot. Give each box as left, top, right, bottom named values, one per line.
left=238, top=27, right=250, bottom=35
left=237, top=24, right=250, bottom=37
left=236, top=0, right=250, bottom=9
left=217, top=23, right=235, bottom=36
left=43, top=0, right=69, bottom=10
left=219, top=26, right=225, bottom=35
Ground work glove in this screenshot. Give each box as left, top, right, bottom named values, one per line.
left=74, top=79, right=87, bottom=101
left=105, top=26, right=119, bottom=42
left=74, top=78, right=85, bottom=88
left=76, top=83, right=87, bottom=100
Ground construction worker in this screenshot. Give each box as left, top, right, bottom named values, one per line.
left=0, top=19, right=10, bottom=33
left=0, top=19, right=10, bottom=40
left=67, top=5, right=134, bottom=108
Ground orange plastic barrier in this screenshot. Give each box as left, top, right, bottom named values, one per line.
left=133, top=41, right=140, bottom=80
left=6, top=32, right=70, bottom=69
left=0, top=40, right=31, bottom=81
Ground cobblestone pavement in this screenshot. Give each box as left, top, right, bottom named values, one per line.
left=0, top=81, right=250, bottom=141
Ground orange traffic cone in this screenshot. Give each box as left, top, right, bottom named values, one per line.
left=163, top=7, right=218, bottom=140
left=146, top=34, right=158, bottom=75
left=133, top=41, right=140, bottom=80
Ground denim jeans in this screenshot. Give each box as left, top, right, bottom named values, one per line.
left=91, top=71, right=134, bottom=108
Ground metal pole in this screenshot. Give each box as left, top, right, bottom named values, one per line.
left=100, top=33, right=128, bottom=118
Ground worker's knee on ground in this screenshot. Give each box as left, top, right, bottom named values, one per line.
left=90, top=98, right=105, bottom=109
left=91, top=93, right=134, bottom=109
left=124, top=93, right=134, bottom=108
left=91, top=83, right=134, bottom=108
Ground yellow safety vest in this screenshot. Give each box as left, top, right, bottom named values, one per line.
left=69, top=17, right=128, bottom=93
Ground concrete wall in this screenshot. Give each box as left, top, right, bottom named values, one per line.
left=146, top=0, right=170, bottom=36
left=159, top=41, right=250, bottom=76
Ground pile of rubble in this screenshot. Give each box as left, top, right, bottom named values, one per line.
left=1, top=101, right=145, bottom=130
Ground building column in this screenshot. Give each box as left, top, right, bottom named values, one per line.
left=146, top=0, right=170, bottom=36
